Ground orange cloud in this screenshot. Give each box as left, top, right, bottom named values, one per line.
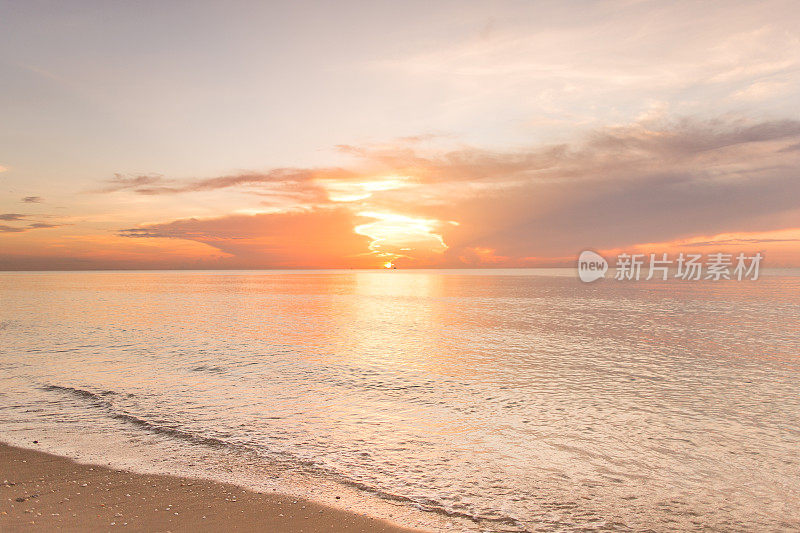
left=5, top=118, right=800, bottom=269
left=599, top=227, right=800, bottom=267
left=120, top=208, right=376, bottom=268
left=0, top=232, right=224, bottom=270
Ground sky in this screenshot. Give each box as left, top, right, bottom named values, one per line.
left=1, top=0, right=799, bottom=269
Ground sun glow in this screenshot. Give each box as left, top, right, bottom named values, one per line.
left=354, top=211, right=450, bottom=264
left=322, top=176, right=410, bottom=202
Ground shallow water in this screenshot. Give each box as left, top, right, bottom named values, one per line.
left=1, top=270, right=799, bottom=531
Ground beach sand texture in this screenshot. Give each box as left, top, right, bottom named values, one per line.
left=0, top=443, right=426, bottom=533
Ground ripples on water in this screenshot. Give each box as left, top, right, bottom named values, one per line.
left=1, top=270, right=799, bottom=531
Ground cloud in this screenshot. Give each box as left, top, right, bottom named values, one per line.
left=779, top=141, right=800, bottom=153
left=97, top=174, right=169, bottom=193
left=119, top=208, right=374, bottom=268
left=374, top=1, right=800, bottom=132
left=21, top=196, right=43, bottom=203
left=105, top=117, right=800, bottom=267
left=0, top=225, right=27, bottom=233
left=333, top=118, right=800, bottom=264
left=0, top=234, right=225, bottom=271
left=595, top=227, right=800, bottom=268
left=0, top=216, right=61, bottom=233
left=98, top=170, right=337, bottom=204
left=28, top=223, right=59, bottom=229
left=401, top=119, right=800, bottom=261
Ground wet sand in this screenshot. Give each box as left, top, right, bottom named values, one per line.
left=0, top=443, right=427, bottom=532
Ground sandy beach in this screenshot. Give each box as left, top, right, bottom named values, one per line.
left=0, top=443, right=426, bottom=532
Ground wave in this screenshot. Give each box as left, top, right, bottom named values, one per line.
left=42, top=384, right=118, bottom=403
left=42, top=384, right=230, bottom=449
left=190, top=364, right=227, bottom=374
left=41, top=382, right=526, bottom=532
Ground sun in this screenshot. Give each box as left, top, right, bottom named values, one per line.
left=383, top=261, right=394, bottom=269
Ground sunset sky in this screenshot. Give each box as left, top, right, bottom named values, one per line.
left=2, top=0, right=800, bottom=269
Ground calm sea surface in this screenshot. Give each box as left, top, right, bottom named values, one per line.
left=1, top=270, right=799, bottom=531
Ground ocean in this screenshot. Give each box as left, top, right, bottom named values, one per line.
left=1, top=270, right=799, bottom=531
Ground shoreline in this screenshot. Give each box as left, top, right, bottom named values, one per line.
left=0, top=443, right=428, bottom=532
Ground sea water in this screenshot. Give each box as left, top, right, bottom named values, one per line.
left=1, top=270, right=799, bottom=531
